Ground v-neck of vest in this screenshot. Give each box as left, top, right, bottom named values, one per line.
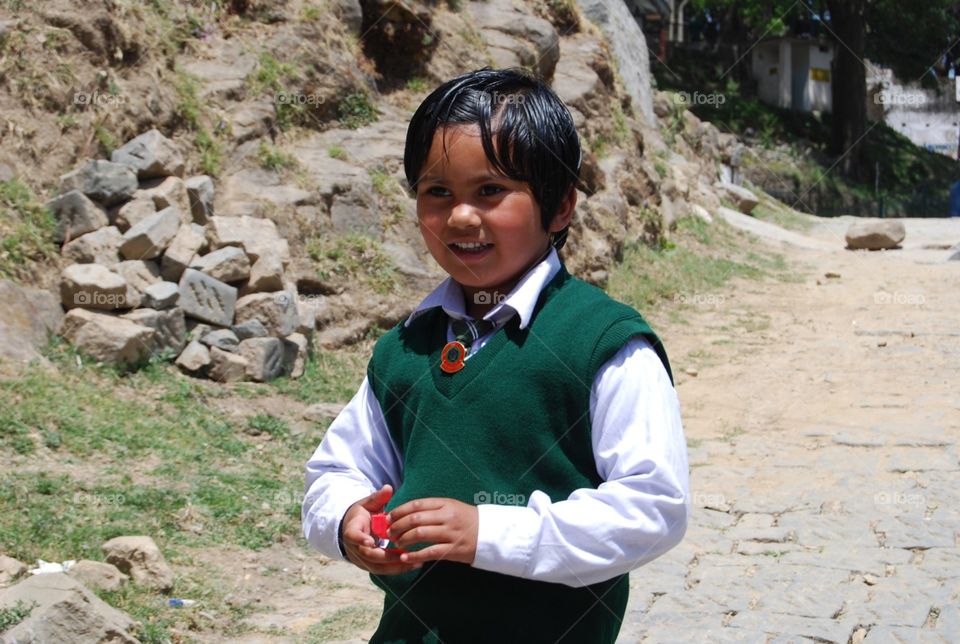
left=427, top=264, right=571, bottom=399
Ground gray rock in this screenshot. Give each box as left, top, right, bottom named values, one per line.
left=209, top=346, right=248, bottom=383
left=142, top=281, right=179, bottom=309
left=845, top=220, right=906, bottom=250
left=232, top=319, right=268, bottom=340
left=178, top=268, right=237, bottom=326
left=59, top=159, right=138, bottom=207
left=61, top=225, right=123, bottom=264
left=119, top=206, right=180, bottom=260
left=62, top=309, right=155, bottom=365
left=111, top=128, right=185, bottom=179
left=190, top=245, right=251, bottom=283
left=136, top=176, right=190, bottom=223
left=331, top=0, right=362, bottom=35
left=44, top=190, right=109, bottom=243
left=201, top=328, right=239, bottom=352
left=224, top=100, right=274, bottom=144
left=238, top=336, right=286, bottom=382
left=67, top=559, right=129, bottom=592
left=206, top=215, right=290, bottom=264
left=114, top=195, right=156, bottom=232
left=111, top=259, right=161, bottom=310
left=234, top=291, right=298, bottom=337
left=101, top=535, right=174, bottom=592
left=0, top=572, right=138, bottom=643
left=282, top=332, right=309, bottom=379
left=175, top=340, right=211, bottom=373
left=0, top=554, right=27, bottom=586
left=121, top=307, right=187, bottom=357
left=60, top=264, right=130, bottom=310
left=302, top=402, right=345, bottom=422
left=184, top=174, right=214, bottom=224
left=161, top=223, right=208, bottom=282
left=469, top=0, right=559, bottom=80
left=716, top=181, right=760, bottom=214
left=242, top=253, right=285, bottom=293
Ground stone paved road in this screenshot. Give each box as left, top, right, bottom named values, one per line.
left=617, top=218, right=960, bottom=643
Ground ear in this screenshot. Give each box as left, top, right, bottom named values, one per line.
left=548, top=188, right=577, bottom=233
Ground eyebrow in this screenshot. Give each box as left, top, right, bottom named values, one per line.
left=418, top=173, right=508, bottom=183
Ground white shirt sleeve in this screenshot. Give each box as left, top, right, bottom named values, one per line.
left=302, top=376, right=404, bottom=561
left=471, top=336, right=690, bottom=587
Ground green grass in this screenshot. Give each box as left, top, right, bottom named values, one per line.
left=304, top=605, right=381, bottom=643
left=269, top=349, right=366, bottom=404
left=0, top=600, right=36, bottom=632
left=256, top=141, right=298, bottom=171
left=0, top=179, right=57, bottom=281
left=338, top=92, right=378, bottom=129
left=173, top=68, right=223, bottom=175
left=328, top=145, right=347, bottom=160
left=305, top=234, right=401, bottom=296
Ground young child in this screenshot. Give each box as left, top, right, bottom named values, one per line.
left=303, top=68, right=689, bottom=643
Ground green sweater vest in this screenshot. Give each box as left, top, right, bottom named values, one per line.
left=366, top=265, right=671, bottom=644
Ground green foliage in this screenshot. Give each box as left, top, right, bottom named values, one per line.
left=174, top=68, right=224, bottom=175
left=256, top=141, right=297, bottom=171
left=305, top=234, right=399, bottom=295
left=304, top=605, right=381, bottom=642
left=328, top=145, right=347, bottom=160
left=0, top=600, right=36, bottom=632
left=0, top=179, right=56, bottom=281
left=247, top=413, right=289, bottom=438
left=338, top=93, right=378, bottom=129
left=866, top=0, right=960, bottom=83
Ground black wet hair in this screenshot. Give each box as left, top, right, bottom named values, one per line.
left=403, top=68, right=581, bottom=250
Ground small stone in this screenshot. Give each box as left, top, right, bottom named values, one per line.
left=120, top=206, right=180, bottom=260
left=863, top=573, right=879, bottom=585
left=61, top=225, right=123, bottom=264
left=67, top=559, right=129, bottom=592
left=209, top=346, right=248, bottom=383
left=114, top=196, right=156, bottom=232
left=111, top=259, right=161, bottom=309
left=136, top=176, right=190, bottom=224
left=241, top=253, right=284, bottom=294
left=175, top=340, right=211, bottom=373
left=121, top=307, right=186, bottom=357
left=190, top=246, right=251, bottom=283
left=111, top=128, right=185, bottom=179
left=101, top=536, right=174, bottom=592
left=232, top=319, right=268, bottom=340
left=0, top=554, right=27, bottom=585
left=716, top=182, right=759, bottom=214
left=303, top=402, right=345, bottom=422
left=238, top=337, right=286, bottom=382
left=201, top=328, right=240, bottom=352
left=282, top=332, right=309, bottom=379
left=184, top=175, right=214, bottom=224
left=59, top=159, right=138, bottom=206
left=60, top=264, right=129, bottom=310
left=178, top=268, right=237, bottom=326
left=62, top=309, right=155, bottom=364
left=45, top=190, right=109, bottom=243
left=142, top=281, right=179, bottom=309
left=161, top=223, right=208, bottom=282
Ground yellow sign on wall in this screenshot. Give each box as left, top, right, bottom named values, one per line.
left=811, top=68, right=830, bottom=82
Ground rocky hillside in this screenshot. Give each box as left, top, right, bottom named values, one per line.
left=0, top=0, right=748, bottom=366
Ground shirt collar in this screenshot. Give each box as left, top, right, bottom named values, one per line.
left=404, top=248, right=561, bottom=330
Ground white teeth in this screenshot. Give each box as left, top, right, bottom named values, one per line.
left=453, top=242, right=488, bottom=250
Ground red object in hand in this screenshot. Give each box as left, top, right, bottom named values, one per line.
left=371, top=512, right=406, bottom=554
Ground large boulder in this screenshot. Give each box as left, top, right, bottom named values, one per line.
left=62, top=309, right=155, bottom=365
left=59, top=160, right=138, bottom=207
left=44, top=190, right=110, bottom=244
left=206, top=215, right=290, bottom=264
left=114, top=196, right=156, bottom=232
left=177, top=268, right=237, bottom=326
left=161, top=223, right=208, bottom=282
left=101, top=536, right=174, bottom=592
left=61, top=226, right=123, bottom=265
left=0, top=554, right=27, bottom=586
left=0, top=572, right=138, bottom=642
left=111, top=128, right=185, bottom=179
left=238, top=337, right=286, bottom=382
left=209, top=346, right=248, bottom=383
left=716, top=182, right=760, bottom=214
left=175, top=339, right=211, bottom=373
left=468, top=0, right=560, bottom=80
left=136, top=176, right=190, bottom=224
left=845, top=219, right=906, bottom=250
left=119, top=206, right=180, bottom=260
left=67, top=560, right=129, bottom=593
left=121, top=307, right=187, bottom=357
left=234, top=291, right=298, bottom=337
left=190, top=246, right=251, bottom=283
left=184, top=175, right=214, bottom=224
left=0, top=281, right=63, bottom=368
left=60, top=264, right=130, bottom=311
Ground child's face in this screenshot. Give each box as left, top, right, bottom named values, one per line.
left=415, top=125, right=568, bottom=301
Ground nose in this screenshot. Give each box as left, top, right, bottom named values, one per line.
left=447, top=202, right=481, bottom=229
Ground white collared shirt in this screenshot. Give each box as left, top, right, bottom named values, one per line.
left=303, top=249, right=690, bottom=587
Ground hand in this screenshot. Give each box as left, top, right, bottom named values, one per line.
left=387, top=497, right=479, bottom=566
left=341, top=485, right=422, bottom=575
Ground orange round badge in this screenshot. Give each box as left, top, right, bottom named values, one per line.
left=440, top=340, right=466, bottom=373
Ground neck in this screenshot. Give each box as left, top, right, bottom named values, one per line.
left=460, top=244, right=553, bottom=319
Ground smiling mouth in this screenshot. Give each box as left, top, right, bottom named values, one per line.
left=449, top=242, right=493, bottom=252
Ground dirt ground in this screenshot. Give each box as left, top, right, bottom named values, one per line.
left=194, top=215, right=960, bottom=643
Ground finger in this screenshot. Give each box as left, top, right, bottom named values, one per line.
left=342, top=520, right=376, bottom=547
left=398, top=544, right=449, bottom=564
left=358, top=484, right=394, bottom=512
left=391, top=524, right=445, bottom=549
left=388, top=498, right=446, bottom=524
left=356, top=543, right=408, bottom=564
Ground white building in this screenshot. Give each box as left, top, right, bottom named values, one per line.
left=750, top=37, right=834, bottom=113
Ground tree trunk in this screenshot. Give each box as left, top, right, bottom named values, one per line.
left=827, top=0, right=869, bottom=182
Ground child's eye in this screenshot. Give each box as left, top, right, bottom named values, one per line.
left=425, top=186, right=450, bottom=197
left=480, top=185, right=504, bottom=196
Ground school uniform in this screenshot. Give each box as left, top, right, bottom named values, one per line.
left=303, top=248, right=689, bottom=643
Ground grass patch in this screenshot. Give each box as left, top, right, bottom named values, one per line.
left=304, top=605, right=381, bottom=643
left=173, top=67, right=223, bottom=175
left=0, top=179, right=57, bottom=281
left=328, top=145, right=347, bottom=160
left=257, top=141, right=298, bottom=171
left=0, top=600, right=36, bottom=632
left=338, top=92, right=378, bottom=129
left=269, top=349, right=367, bottom=404
left=305, top=234, right=400, bottom=295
